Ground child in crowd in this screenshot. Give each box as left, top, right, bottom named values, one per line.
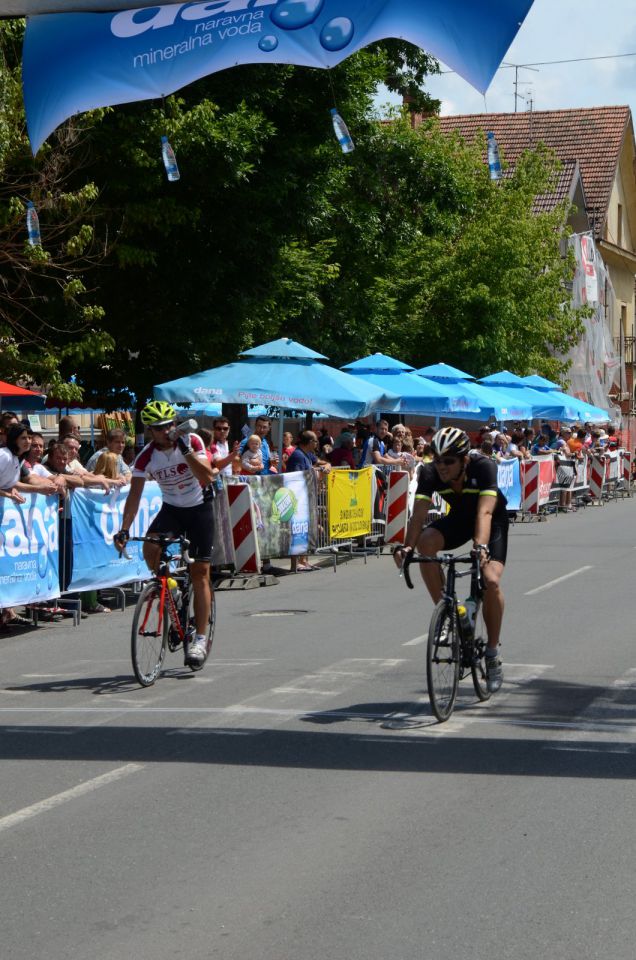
left=241, top=435, right=264, bottom=474
left=93, top=451, right=121, bottom=479
left=281, top=432, right=295, bottom=471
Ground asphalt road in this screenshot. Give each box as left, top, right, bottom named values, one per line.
left=1, top=497, right=635, bottom=960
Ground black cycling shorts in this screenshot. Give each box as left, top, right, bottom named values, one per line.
left=147, top=499, right=214, bottom=563
left=428, top=512, right=509, bottom=565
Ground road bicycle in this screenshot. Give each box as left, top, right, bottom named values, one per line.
left=402, top=550, right=491, bottom=722
left=124, top=535, right=216, bottom=687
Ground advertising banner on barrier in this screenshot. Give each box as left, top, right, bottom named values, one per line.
left=537, top=457, right=556, bottom=506
left=236, top=470, right=317, bottom=559
left=497, top=459, right=521, bottom=511
left=327, top=467, right=373, bottom=540
left=68, top=482, right=162, bottom=590
left=0, top=494, right=60, bottom=604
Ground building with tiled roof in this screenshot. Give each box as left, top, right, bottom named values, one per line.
left=416, top=106, right=636, bottom=410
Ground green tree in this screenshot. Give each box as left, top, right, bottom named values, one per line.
left=369, top=127, right=585, bottom=379
left=0, top=21, right=113, bottom=402
left=68, top=43, right=440, bottom=408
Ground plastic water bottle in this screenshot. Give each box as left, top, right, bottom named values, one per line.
left=168, top=418, right=198, bottom=440
left=26, top=201, right=42, bottom=246
left=161, top=136, right=180, bottom=182
left=167, top=577, right=182, bottom=610
left=487, top=132, right=502, bottom=180
left=330, top=109, right=354, bottom=154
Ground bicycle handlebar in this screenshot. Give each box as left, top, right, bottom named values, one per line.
left=400, top=551, right=480, bottom=590
left=119, top=534, right=193, bottom=565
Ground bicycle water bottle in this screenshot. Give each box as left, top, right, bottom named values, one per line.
left=457, top=599, right=476, bottom=639
left=487, top=132, right=502, bottom=180
left=26, top=201, right=42, bottom=246
left=167, top=577, right=182, bottom=610
left=161, top=136, right=181, bottom=182
left=330, top=109, right=355, bottom=154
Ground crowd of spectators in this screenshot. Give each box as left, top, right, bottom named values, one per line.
left=0, top=407, right=625, bottom=611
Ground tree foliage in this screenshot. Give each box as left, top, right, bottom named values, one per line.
left=1, top=26, right=584, bottom=406
left=0, top=21, right=113, bottom=402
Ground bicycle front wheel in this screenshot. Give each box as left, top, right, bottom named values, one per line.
left=427, top=601, right=460, bottom=722
left=471, top=604, right=492, bottom=702
left=131, top=582, right=168, bottom=687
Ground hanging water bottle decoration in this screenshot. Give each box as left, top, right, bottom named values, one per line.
left=487, top=131, right=502, bottom=181
left=330, top=108, right=354, bottom=154
left=26, top=201, right=42, bottom=246
left=161, top=135, right=180, bottom=182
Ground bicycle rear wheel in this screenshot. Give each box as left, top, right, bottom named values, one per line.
left=470, top=603, right=492, bottom=701
left=427, top=601, right=460, bottom=722
left=131, top=582, right=168, bottom=687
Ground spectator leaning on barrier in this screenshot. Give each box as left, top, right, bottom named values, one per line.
left=554, top=427, right=575, bottom=512
left=361, top=420, right=409, bottom=468
left=63, top=437, right=116, bottom=491
left=85, top=428, right=131, bottom=479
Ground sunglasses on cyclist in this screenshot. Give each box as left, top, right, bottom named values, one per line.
left=433, top=455, right=460, bottom=466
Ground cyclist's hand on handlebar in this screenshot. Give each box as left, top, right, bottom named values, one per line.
left=393, top=544, right=413, bottom=570
left=472, top=542, right=490, bottom=564
left=114, top=528, right=129, bottom=552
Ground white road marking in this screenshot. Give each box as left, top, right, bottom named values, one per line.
left=403, top=635, right=427, bottom=647
left=0, top=763, right=143, bottom=834
left=525, top=565, right=593, bottom=595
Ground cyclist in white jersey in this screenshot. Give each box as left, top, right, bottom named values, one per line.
left=115, top=401, right=217, bottom=668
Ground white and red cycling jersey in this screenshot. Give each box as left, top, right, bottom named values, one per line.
left=133, top=433, right=209, bottom=508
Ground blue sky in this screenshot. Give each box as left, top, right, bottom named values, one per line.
left=378, top=0, right=636, bottom=118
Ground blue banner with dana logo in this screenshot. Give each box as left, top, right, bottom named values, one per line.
left=68, top=482, right=163, bottom=591
left=23, top=0, right=534, bottom=152
left=0, top=494, right=60, bottom=605
left=497, top=458, right=521, bottom=511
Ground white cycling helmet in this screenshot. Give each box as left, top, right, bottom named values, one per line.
left=431, top=426, right=471, bottom=458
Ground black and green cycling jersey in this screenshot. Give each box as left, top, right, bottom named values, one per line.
left=415, top=454, right=508, bottom=523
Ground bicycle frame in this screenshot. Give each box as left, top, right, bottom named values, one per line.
left=126, top=535, right=193, bottom=647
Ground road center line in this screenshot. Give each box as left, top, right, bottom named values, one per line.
left=0, top=763, right=143, bottom=835
left=525, top=565, right=593, bottom=596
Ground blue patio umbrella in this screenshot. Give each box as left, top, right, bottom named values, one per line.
left=479, top=370, right=575, bottom=420
left=341, top=353, right=480, bottom=415
left=154, top=338, right=400, bottom=421
left=414, top=364, right=533, bottom=422
left=520, top=375, right=610, bottom=424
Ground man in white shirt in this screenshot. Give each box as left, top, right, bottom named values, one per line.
left=211, top=417, right=239, bottom=477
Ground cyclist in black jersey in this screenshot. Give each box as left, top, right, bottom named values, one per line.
left=394, top=426, right=507, bottom=692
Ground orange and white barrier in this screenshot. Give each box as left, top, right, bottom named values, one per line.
left=226, top=482, right=261, bottom=574
left=385, top=470, right=410, bottom=544
left=589, top=456, right=605, bottom=501
left=621, top=450, right=632, bottom=487
left=521, top=457, right=555, bottom=515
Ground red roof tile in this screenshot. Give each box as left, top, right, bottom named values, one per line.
left=418, top=106, right=632, bottom=237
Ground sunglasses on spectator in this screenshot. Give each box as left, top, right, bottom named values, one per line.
left=433, top=455, right=460, bottom=466
left=214, top=425, right=230, bottom=431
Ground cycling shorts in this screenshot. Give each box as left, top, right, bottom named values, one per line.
left=147, top=499, right=214, bottom=563
left=428, top=513, right=509, bottom=565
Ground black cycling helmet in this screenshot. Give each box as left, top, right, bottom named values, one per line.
left=431, top=426, right=471, bottom=458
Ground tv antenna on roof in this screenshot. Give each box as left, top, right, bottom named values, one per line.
left=501, top=62, right=540, bottom=112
